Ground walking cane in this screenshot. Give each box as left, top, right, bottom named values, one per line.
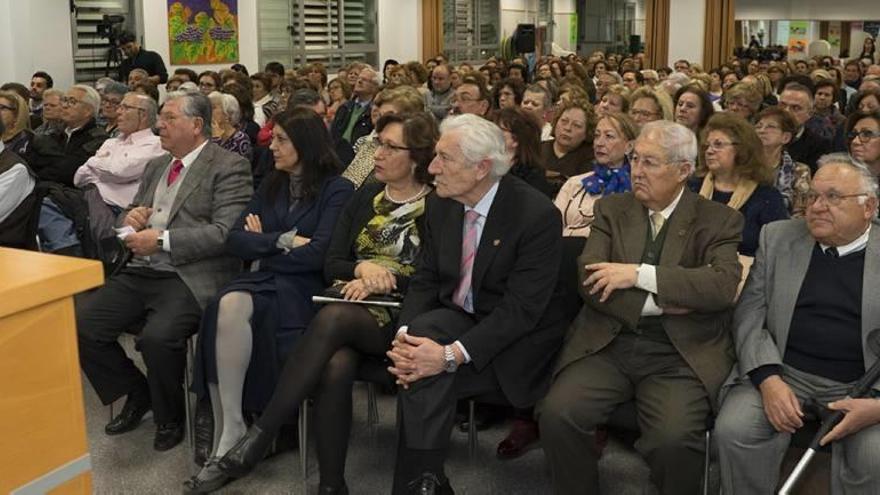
left=778, top=329, right=880, bottom=495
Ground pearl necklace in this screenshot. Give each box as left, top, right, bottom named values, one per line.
left=385, top=184, right=428, bottom=204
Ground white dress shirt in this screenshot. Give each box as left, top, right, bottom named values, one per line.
left=635, top=186, right=685, bottom=315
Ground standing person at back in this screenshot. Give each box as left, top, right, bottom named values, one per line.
left=117, top=31, right=168, bottom=86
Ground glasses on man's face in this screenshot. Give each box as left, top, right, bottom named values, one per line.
left=805, top=190, right=869, bottom=207
left=847, top=129, right=880, bottom=143
left=629, top=152, right=666, bottom=170
left=372, top=136, right=411, bottom=154
left=703, top=140, right=739, bottom=151
left=0, top=104, right=14, bottom=112
left=102, top=98, right=121, bottom=107
left=61, top=97, right=82, bottom=107
left=118, top=103, right=145, bottom=113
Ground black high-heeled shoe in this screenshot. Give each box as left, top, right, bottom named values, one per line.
left=216, top=425, right=274, bottom=478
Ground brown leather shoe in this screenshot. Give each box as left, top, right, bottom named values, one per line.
left=496, top=418, right=540, bottom=460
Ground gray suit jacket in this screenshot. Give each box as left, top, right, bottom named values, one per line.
left=121, top=141, right=253, bottom=308
left=556, top=189, right=744, bottom=407
left=726, top=218, right=880, bottom=393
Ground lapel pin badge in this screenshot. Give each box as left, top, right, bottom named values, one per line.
left=493, top=239, right=501, bottom=246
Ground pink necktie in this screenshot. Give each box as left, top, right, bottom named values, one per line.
left=452, top=209, right=481, bottom=311
left=167, top=159, right=184, bottom=186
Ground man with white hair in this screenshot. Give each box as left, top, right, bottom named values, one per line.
left=330, top=66, right=380, bottom=166
left=715, top=154, right=880, bottom=494
left=26, top=84, right=109, bottom=186
left=539, top=120, right=744, bottom=495
left=387, top=114, right=566, bottom=494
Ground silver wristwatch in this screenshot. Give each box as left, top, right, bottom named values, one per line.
left=443, top=345, right=458, bottom=373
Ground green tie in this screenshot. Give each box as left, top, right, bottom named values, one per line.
left=342, top=104, right=366, bottom=143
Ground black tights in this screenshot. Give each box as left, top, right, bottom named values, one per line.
left=256, top=303, right=388, bottom=489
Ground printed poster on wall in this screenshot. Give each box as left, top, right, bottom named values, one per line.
left=787, top=21, right=809, bottom=57
left=168, top=0, right=239, bottom=65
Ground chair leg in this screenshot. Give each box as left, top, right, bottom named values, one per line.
left=184, top=336, right=196, bottom=452
left=468, top=400, right=477, bottom=458
left=367, top=383, right=379, bottom=431
left=298, top=399, right=309, bottom=480
left=703, top=429, right=711, bottom=495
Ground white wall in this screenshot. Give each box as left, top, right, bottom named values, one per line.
left=378, top=0, right=421, bottom=64
left=0, top=0, right=75, bottom=89
left=668, top=0, right=705, bottom=66
left=553, top=0, right=576, bottom=52
left=141, top=0, right=259, bottom=75
left=736, top=0, right=880, bottom=21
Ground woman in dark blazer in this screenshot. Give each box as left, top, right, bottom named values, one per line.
left=214, top=113, right=439, bottom=495
left=185, top=108, right=353, bottom=492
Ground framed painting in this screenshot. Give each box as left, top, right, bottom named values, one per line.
left=168, top=0, right=239, bottom=65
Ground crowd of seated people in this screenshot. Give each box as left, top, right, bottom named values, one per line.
left=4, top=41, right=880, bottom=495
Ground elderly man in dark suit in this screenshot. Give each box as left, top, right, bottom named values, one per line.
left=77, top=92, right=252, bottom=451
left=715, top=154, right=880, bottom=494
left=539, top=120, right=744, bottom=495
left=387, top=114, right=566, bottom=494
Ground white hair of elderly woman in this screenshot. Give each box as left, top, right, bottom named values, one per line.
left=208, top=90, right=241, bottom=125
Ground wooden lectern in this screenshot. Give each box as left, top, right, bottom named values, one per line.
left=0, top=248, right=103, bottom=494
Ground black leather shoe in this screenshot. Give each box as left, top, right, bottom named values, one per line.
left=182, top=457, right=230, bottom=494
left=105, top=391, right=151, bottom=435
left=193, top=398, right=214, bottom=466
left=406, top=473, right=454, bottom=495
left=154, top=422, right=185, bottom=451
left=217, top=425, right=274, bottom=478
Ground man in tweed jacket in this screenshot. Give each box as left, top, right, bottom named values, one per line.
left=77, top=92, right=252, bottom=451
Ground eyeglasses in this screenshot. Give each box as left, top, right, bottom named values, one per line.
left=373, top=136, right=411, bottom=153
left=101, top=99, right=121, bottom=107
left=0, top=104, right=14, bottom=111
left=118, top=103, right=145, bottom=113
left=805, top=190, right=869, bottom=206
left=703, top=140, right=739, bottom=151
left=629, top=153, right=668, bottom=169
left=61, top=97, right=82, bottom=106
left=847, top=130, right=880, bottom=142
left=629, top=109, right=659, bottom=119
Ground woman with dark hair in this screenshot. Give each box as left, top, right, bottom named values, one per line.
left=250, top=72, right=278, bottom=126
left=690, top=113, right=788, bottom=256
left=198, top=71, right=222, bottom=96
left=847, top=110, right=880, bottom=175
left=213, top=113, right=437, bottom=495
left=493, top=77, right=526, bottom=110
left=674, top=84, right=714, bottom=135
left=184, top=107, right=354, bottom=493
left=493, top=107, right=552, bottom=196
